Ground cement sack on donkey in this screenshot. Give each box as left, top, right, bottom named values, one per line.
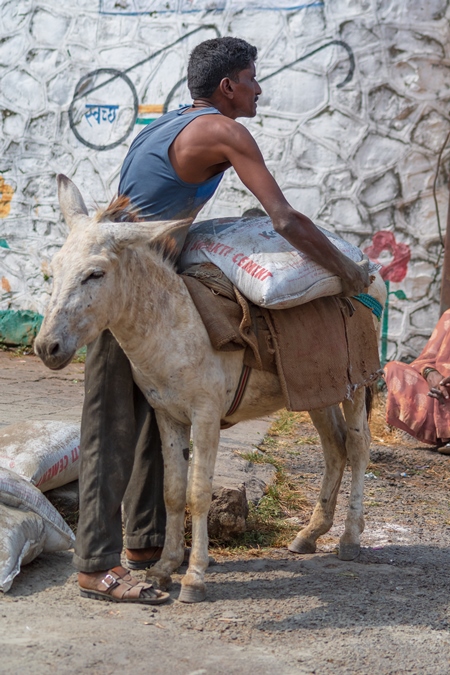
left=180, top=216, right=379, bottom=309
left=0, top=421, right=80, bottom=492
left=0, top=467, right=75, bottom=553
left=0, top=503, right=45, bottom=593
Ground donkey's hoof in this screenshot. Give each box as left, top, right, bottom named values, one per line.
left=178, top=584, right=206, bottom=603
left=338, top=542, right=360, bottom=561
left=288, top=536, right=316, bottom=555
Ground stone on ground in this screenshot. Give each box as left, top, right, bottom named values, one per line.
left=207, top=416, right=276, bottom=538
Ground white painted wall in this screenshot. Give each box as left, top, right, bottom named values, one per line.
left=1, top=0, right=449, bottom=359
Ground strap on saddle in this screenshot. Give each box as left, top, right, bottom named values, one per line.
left=352, top=293, right=384, bottom=321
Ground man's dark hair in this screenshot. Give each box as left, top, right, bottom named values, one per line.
left=187, top=37, right=258, bottom=99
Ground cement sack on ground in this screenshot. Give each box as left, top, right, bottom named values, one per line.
left=0, top=421, right=80, bottom=492
left=0, top=503, right=45, bottom=593
left=180, top=216, right=379, bottom=309
left=0, top=467, right=75, bottom=552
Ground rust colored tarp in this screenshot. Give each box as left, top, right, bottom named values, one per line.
left=182, top=269, right=275, bottom=373
left=263, top=297, right=381, bottom=411
left=182, top=266, right=381, bottom=412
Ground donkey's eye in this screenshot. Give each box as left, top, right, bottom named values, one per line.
left=81, top=270, right=105, bottom=284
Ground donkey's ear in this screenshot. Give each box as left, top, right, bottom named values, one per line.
left=101, top=218, right=193, bottom=250
left=57, top=174, right=89, bottom=228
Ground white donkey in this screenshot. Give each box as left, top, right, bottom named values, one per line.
left=35, top=175, right=386, bottom=603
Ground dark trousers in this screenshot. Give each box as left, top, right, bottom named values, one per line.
left=73, top=330, right=166, bottom=573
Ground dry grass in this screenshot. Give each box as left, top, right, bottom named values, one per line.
left=368, top=390, right=404, bottom=446
left=268, top=409, right=305, bottom=437
left=211, top=395, right=404, bottom=557
left=208, top=411, right=311, bottom=556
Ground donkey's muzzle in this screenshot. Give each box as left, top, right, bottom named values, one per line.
left=34, top=335, right=76, bottom=370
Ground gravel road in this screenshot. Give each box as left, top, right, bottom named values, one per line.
left=1, top=351, right=450, bottom=674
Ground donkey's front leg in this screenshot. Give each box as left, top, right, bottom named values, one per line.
left=339, top=386, right=371, bottom=560
left=289, top=405, right=347, bottom=554
left=178, top=412, right=221, bottom=603
left=146, top=413, right=190, bottom=591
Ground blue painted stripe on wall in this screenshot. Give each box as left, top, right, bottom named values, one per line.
left=99, top=1, right=324, bottom=14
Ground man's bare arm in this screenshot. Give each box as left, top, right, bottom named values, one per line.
left=217, top=122, right=370, bottom=295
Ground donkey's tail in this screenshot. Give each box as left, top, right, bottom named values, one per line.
left=365, top=382, right=379, bottom=421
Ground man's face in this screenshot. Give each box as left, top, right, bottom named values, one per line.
left=231, top=61, right=262, bottom=118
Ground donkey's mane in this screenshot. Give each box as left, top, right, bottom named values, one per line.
left=97, top=195, right=179, bottom=263
left=98, top=195, right=142, bottom=223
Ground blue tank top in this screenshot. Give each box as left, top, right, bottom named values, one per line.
left=118, top=106, right=224, bottom=220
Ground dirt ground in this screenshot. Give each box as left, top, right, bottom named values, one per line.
left=2, top=350, right=450, bottom=674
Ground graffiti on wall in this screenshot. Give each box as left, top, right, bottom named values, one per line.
left=1, top=0, right=449, bottom=357
left=99, top=0, right=325, bottom=14
left=364, top=232, right=411, bottom=365
left=69, top=30, right=354, bottom=151
left=68, top=25, right=219, bottom=151
left=0, top=178, right=13, bottom=221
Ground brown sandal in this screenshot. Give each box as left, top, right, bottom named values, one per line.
left=79, top=568, right=170, bottom=604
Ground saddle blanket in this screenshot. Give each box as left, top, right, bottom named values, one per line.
left=182, top=265, right=381, bottom=412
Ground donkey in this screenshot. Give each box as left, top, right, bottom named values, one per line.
left=35, top=175, right=386, bottom=603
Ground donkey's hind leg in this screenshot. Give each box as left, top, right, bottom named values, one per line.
left=339, top=386, right=371, bottom=561
left=288, top=404, right=347, bottom=555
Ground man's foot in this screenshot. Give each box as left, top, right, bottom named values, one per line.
left=125, top=547, right=163, bottom=570
left=78, top=566, right=169, bottom=604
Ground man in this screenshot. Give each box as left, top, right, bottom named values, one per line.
left=76, top=37, right=369, bottom=603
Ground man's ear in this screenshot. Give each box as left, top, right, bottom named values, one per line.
left=219, top=77, right=236, bottom=99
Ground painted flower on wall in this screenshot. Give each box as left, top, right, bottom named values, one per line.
left=363, top=231, right=410, bottom=283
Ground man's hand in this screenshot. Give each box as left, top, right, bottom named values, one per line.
left=427, top=370, right=450, bottom=402
left=339, top=258, right=371, bottom=297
